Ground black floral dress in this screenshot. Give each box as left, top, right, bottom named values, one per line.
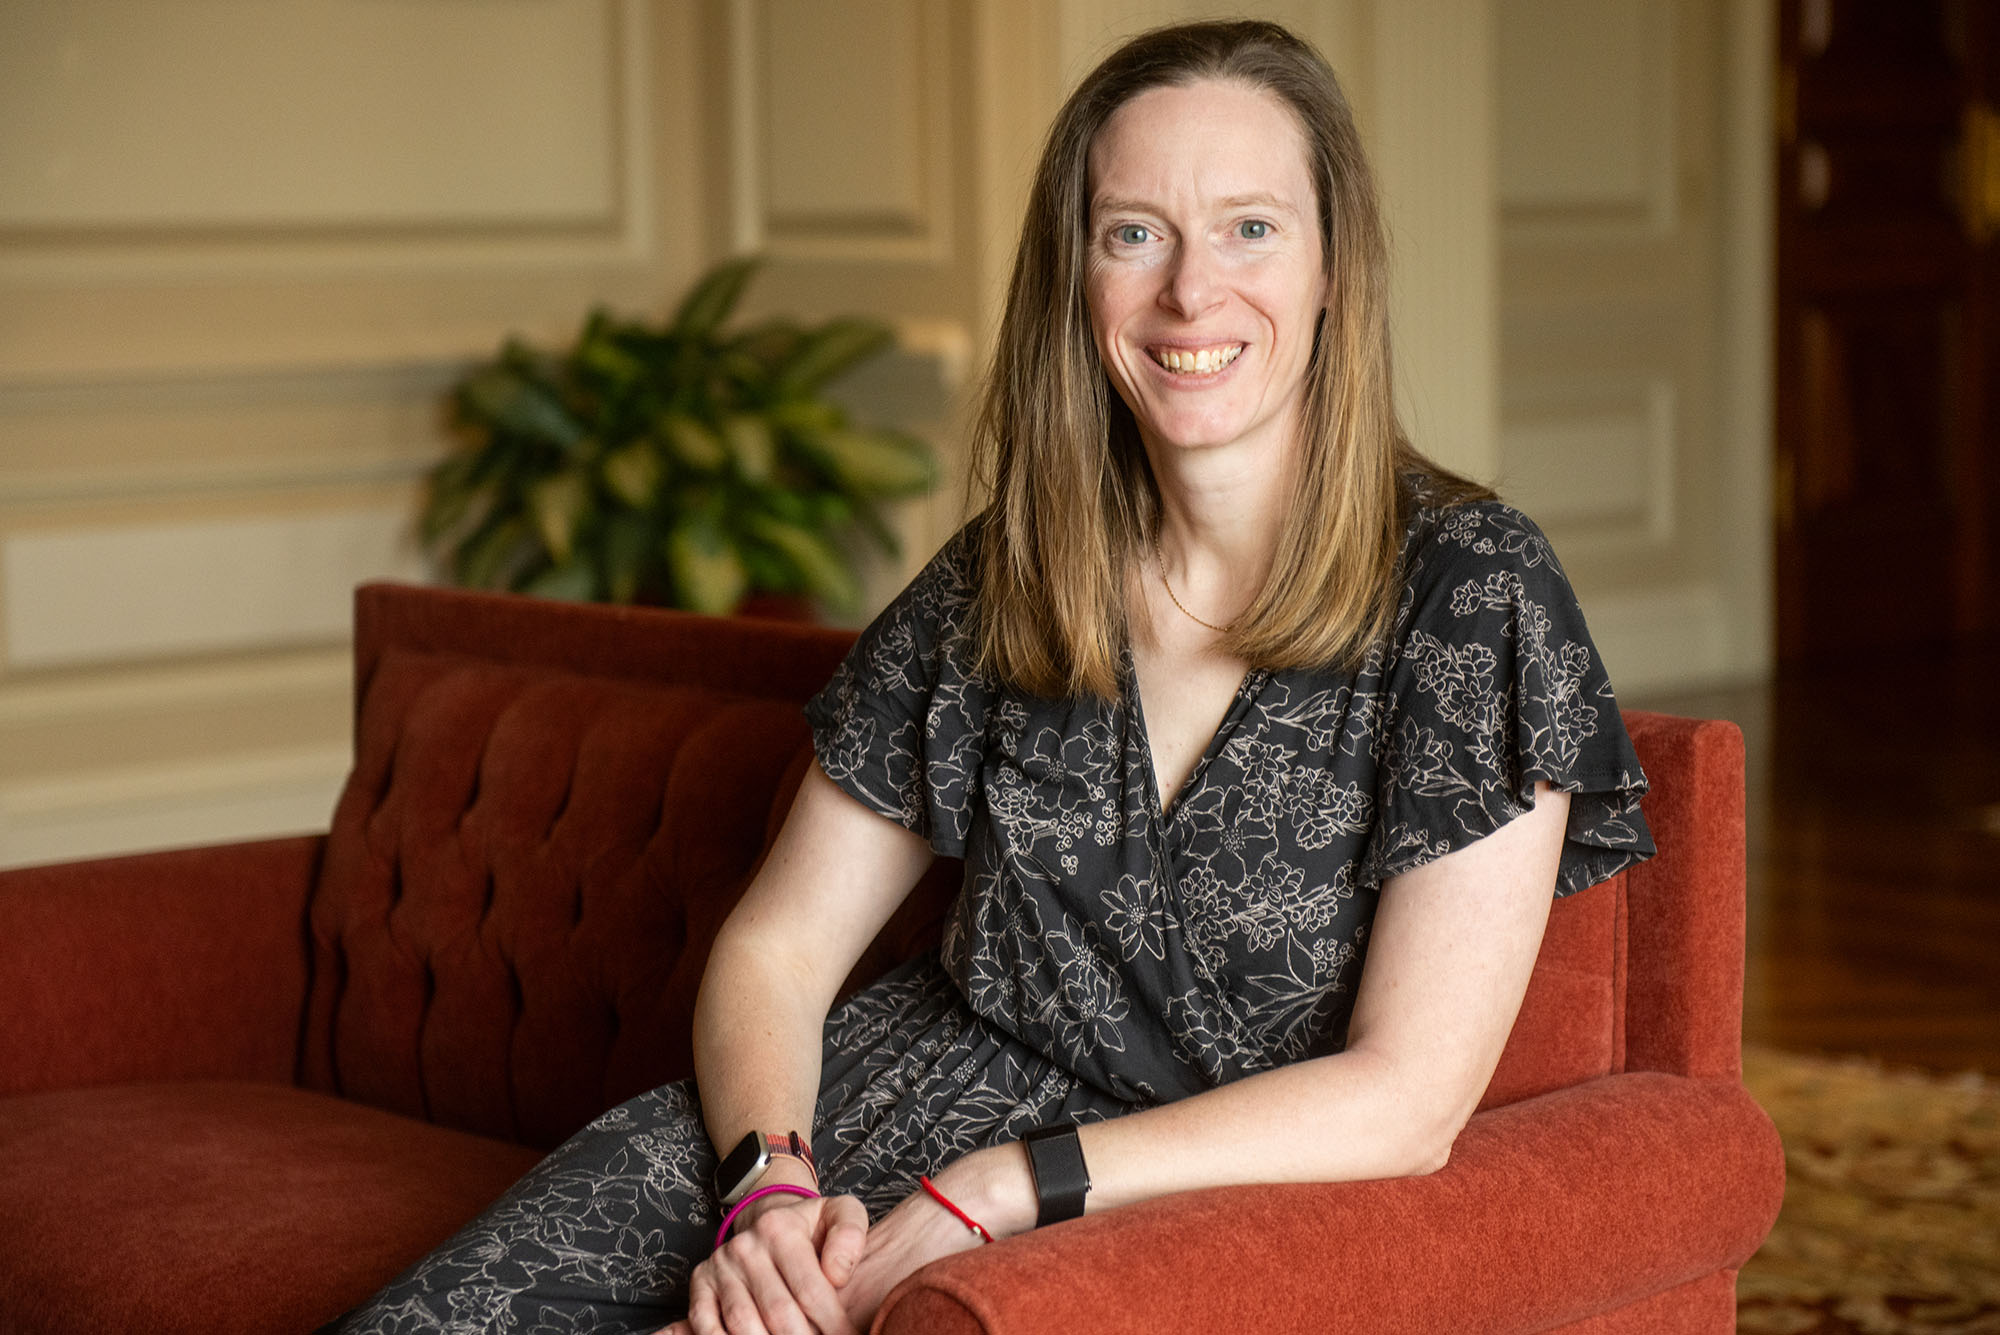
left=330, top=498, right=1653, bottom=1334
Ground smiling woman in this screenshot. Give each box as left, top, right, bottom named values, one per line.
left=326, top=21, right=1654, bottom=1335
left=1086, top=84, right=1325, bottom=465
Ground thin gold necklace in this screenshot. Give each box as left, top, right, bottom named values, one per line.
left=1153, top=538, right=1232, bottom=633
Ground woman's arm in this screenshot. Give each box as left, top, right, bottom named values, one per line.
left=837, top=784, right=1572, bottom=1320
left=678, top=761, right=936, bottom=1335
left=692, top=760, right=934, bottom=1181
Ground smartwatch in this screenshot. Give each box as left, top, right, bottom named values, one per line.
left=714, top=1130, right=818, bottom=1206
left=1020, top=1125, right=1090, bottom=1226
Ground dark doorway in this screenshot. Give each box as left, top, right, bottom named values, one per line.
left=1775, top=0, right=2000, bottom=666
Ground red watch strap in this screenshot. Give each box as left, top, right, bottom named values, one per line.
left=769, top=1132, right=818, bottom=1188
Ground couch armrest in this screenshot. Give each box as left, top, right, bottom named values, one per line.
left=875, top=1072, right=1783, bottom=1335
left=0, top=836, right=322, bottom=1096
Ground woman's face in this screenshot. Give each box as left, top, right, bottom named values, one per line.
left=1085, top=78, right=1327, bottom=465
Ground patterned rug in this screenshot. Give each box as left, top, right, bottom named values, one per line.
left=1737, top=1047, right=2000, bottom=1334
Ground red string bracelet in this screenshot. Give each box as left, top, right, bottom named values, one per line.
left=918, top=1174, right=994, bottom=1244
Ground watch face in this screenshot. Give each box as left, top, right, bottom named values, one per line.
left=714, top=1131, right=770, bottom=1203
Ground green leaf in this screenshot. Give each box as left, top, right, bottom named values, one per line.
left=671, top=256, right=760, bottom=340
left=601, top=439, right=664, bottom=508
left=458, top=367, right=586, bottom=451
left=528, top=470, right=591, bottom=561
left=763, top=490, right=809, bottom=524
left=747, top=515, right=859, bottom=610
left=774, top=319, right=893, bottom=397
left=576, top=321, right=649, bottom=388
left=420, top=450, right=484, bottom=544
left=660, top=413, right=728, bottom=472
left=456, top=514, right=531, bottom=589
left=768, top=400, right=844, bottom=438
left=739, top=542, right=793, bottom=591
left=728, top=320, right=804, bottom=374
left=720, top=413, right=776, bottom=483
left=666, top=514, right=750, bottom=614
left=600, top=511, right=654, bottom=603
left=791, top=427, right=937, bottom=497
left=524, top=559, right=598, bottom=601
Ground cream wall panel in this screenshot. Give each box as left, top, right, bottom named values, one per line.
left=0, top=363, right=452, bottom=504
left=1370, top=0, right=1498, bottom=480
left=0, top=650, right=350, bottom=784
left=0, top=0, right=618, bottom=230
left=1495, top=0, right=1768, bottom=692
left=0, top=0, right=712, bottom=868
left=4, top=505, right=426, bottom=670
left=1497, top=0, right=1674, bottom=232
left=1579, top=583, right=1732, bottom=696
left=729, top=0, right=955, bottom=263
left=762, top=0, right=927, bottom=228
left=1501, top=378, right=1674, bottom=543
left=0, top=744, right=347, bottom=871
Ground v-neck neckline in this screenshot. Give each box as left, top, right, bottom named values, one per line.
left=1121, top=649, right=1269, bottom=824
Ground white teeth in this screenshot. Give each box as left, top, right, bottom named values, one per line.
left=1152, top=345, right=1241, bottom=374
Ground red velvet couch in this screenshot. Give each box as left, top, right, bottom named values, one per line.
left=0, top=582, right=1784, bottom=1334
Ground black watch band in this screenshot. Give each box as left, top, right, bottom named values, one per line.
left=1021, top=1125, right=1090, bottom=1227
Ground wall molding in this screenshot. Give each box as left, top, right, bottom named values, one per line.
left=1498, top=0, right=1677, bottom=241
left=1501, top=374, right=1677, bottom=557
left=3, top=505, right=428, bottom=671
left=0, top=742, right=348, bottom=871
left=0, top=648, right=349, bottom=726
left=1583, top=582, right=1736, bottom=696
left=725, top=0, right=956, bottom=264
left=0, top=0, right=655, bottom=279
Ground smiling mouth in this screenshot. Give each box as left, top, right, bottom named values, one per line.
left=1148, top=344, right=1244, bottom=375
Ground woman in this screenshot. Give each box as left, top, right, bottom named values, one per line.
left=333, top=19, right=1652, bottom=1335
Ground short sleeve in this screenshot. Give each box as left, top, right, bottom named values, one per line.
left=1363, top=501, right=1654, bottom=896
left=803, top=525, right=992, bottom=859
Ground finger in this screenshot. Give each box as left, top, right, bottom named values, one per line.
left=685, top=1269, right=727, bottom=1335
left=719, top=1276, right=778, bottom=1335
left=716, top=1238, right=793, bottom=1335
left=768, top=1227, right=861, bottom=1335
left=818, top=1195, right=870, bottom=1286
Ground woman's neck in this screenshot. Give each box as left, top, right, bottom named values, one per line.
left=1144, top=434, right=1294, bottom=628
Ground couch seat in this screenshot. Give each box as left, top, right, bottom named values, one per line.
left=0, top=1081, right=541, bottom=1334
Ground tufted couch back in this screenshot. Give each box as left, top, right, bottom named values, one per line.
left=296, top=583, right=1741, bottom=1151
left=297, top=583, right=953, bottom=1148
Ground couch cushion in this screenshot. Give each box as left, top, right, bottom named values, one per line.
left=0, top=1080, right=541, bottom=1335
left=301, top=647, right=824, bottom=1150
left=1479, top=871, right=1625, bottom=1110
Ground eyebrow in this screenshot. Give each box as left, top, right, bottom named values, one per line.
left=1091, top=192, right=1302, bottom=217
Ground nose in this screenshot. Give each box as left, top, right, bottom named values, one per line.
left=1159, top=237, right=1223, bottom=320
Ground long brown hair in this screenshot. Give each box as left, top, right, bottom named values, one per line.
left=969, top=19, right=1489, bottom=699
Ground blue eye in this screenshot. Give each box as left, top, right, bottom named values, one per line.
left=1238, top=219, right=1271, bottom=240
left=1114, top=224, right=1151, bottom=245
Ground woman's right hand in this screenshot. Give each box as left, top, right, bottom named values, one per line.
left=661, top=1191, right=870, bottom=1335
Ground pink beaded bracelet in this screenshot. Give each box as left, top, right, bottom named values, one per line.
left=714, top=1183, right=819, bottom=1249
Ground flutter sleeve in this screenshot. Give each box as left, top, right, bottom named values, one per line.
left=1362, top=501, right=1654, bottom=896
left=803, top=525, right=991, bottom=859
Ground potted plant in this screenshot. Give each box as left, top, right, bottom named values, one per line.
left=419, top=257, right=938, bottom=617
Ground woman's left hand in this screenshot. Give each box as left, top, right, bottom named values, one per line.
left=834, top=1184, right=991, bottom=1328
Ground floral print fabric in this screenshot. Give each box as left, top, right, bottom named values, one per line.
left=327, top=956, right=1130, bottom=1332
left=329, top=495, right=1652, bottom=1332
left=805, top=498, right=1654, bottom=1105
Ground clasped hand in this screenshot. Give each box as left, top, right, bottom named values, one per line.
left=659, top=1183, right=985, bottom=1335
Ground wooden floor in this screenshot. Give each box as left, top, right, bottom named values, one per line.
left=1637, top=644, right=2000, bottom=1077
